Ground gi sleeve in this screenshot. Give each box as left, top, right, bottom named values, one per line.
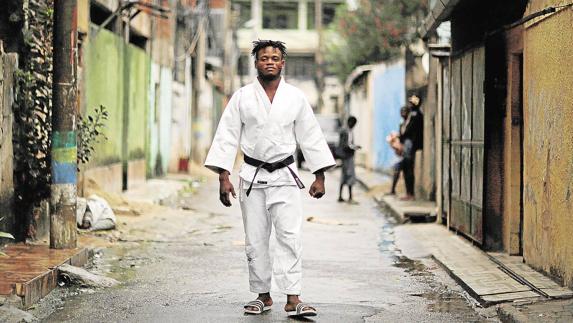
left=294, top=98, right=336, bottom=173
left=204, top=91, right=242, bottom=174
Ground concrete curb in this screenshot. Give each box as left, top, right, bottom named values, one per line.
left=496, top=304, right=530, bottom=323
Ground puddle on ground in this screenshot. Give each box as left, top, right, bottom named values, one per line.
left=374, top=206, right=490, bottom=321
left=88, top=243, right=154, bottom=282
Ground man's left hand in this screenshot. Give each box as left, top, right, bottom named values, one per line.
left=309, top=173, right=325, bottom=199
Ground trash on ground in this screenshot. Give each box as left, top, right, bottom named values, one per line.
left=57, top=264, right=119, bottom=288
left=306, top=216, right=357, bottom=226
left=76, top=195, right=117, bottom=231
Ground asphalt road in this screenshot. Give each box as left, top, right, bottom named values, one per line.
left=31, top=169, right=496, bottom=322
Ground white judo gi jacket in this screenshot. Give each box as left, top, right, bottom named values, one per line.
left=205, top=77, right=335, bottom=186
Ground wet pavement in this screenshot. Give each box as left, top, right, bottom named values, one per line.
left=30, top=169, right=498, bottom=322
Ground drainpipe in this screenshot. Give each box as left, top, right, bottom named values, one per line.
left=50, top=0, right=78, bottom=249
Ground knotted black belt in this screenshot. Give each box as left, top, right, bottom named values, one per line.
left=244, top=155, right=305, bottom=196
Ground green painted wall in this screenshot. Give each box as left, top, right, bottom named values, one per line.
left=84, top=26, right=151, bottom=166
left=127, top=45, right=150, bottom=160
left=85, top=26, right=124, bottom=166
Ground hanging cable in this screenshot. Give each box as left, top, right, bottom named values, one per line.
left=488, top=1, right=573, bottom=37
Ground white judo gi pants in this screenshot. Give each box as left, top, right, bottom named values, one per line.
left=240, top=184, right=303, bottom=295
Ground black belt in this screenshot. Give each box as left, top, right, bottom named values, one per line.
left=244, top=155, right=305, bottom=196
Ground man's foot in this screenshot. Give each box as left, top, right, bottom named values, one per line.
left=337, top=197, right=345, bottom=202
left=347, top=199, right=359, bottom=205
left=285, top=300, right=317, bottom=317
left=399, top=194, right=415, bottom=201
left=244, top=294, right=273, bottom=315
left=383, top=191, right=396, bottom=196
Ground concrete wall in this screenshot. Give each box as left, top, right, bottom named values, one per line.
left=151, top=0, right=175, bottom=68
left=502, top=26, right=524, bottom=255
left=85, top=27, right=125, bottom=166
left=347, top=61, right=405, bottom=171
left=522, top=1, right=573, bottom=286
left=84, top=26, right=152, bottom=190
left=348, top=75, right=372, bottom=168
left=418, top=52, right=439, bottom=201
left=372, top=62, right=406, bottom=172
left=127, top=45, right=150, bottom=161
left=169, top=80, right=192, bottom=173
left=147, top=63, right=173, bottom=177
left=0, top=48, right=17, bottom=238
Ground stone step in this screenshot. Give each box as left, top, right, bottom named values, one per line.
left=0, top=244, right=89, bottom=308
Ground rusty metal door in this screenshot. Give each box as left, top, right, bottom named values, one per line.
left=445, top=46, right=485, bottom=244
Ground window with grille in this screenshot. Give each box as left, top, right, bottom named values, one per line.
left=285, top=55, right=315, bottom=79
left=262, top=2, right=298, bottom=29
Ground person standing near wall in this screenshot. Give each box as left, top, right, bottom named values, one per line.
left=386, top=105, right=410, bottom=195
left=399, top=95, right=423, bottom=200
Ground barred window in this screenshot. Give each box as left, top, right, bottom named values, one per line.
left=262, top=2, right=298, bottom=29
left=285, top=55, right=315, bottom=79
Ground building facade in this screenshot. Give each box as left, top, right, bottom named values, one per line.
left=423, top=0, right=573, bottom=287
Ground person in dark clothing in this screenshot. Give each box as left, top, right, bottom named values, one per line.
left=386, top=105, right=410, bottom=195
left=337, top=116, right=360, bottom=204
left=399, top=95, right=423, bottom=200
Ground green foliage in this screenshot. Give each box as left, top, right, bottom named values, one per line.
left=77, top=106, right=109, bottom=165
left=12, top=0, right=55, bottom=211
left=10, top=0, right=108, bottom=239
left=325, top=0, right=427, bottom=80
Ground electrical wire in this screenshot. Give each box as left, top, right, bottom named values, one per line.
left=176, top=1, right=211, bottom=62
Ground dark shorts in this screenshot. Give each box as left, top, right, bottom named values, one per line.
left=341, top=156, right=356, bottom=186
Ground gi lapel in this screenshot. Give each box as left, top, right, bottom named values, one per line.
left=251, top=78, right=286, bottom=162
left=253, top=78, right=272, bottom=114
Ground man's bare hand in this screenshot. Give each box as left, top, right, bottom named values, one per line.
left=309, top=171, right=325, bottom=199
left=219, top=171, right=236, bottom=207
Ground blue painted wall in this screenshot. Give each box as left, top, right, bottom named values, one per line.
left=373, top=62, right=406, bottom=171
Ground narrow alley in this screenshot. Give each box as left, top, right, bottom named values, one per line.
left=30, top=169, right=494, bottom=322
left=2, top=1, right=572, bottom=322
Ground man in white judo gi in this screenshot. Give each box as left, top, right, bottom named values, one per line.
left=204, top=40, right=335, bottom=317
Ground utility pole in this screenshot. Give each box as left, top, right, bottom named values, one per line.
left=122, top=6, right=131, bottom=189
left=50, top=0, right=78, bottom=249
left=315, top=0, right=325, bottom=113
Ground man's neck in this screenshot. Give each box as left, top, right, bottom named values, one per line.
left=257, top=76, right=281, bottom=103
left=257, top=76, right=281, bottom=91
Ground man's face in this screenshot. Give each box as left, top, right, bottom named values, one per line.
left=255, top=46, right=285, bottom=81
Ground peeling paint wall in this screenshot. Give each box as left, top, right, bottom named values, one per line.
left=147, top=63, right=173, bottom=177
left=523, top=1, right=573, bottom=286
left=84, top=26, right=152, bottom=189
left=85, top=27, right=125, bottom=165
left=126, top=45, right=150, bottom=161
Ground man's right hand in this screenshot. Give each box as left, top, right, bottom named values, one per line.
left=218, top=170, right=236, bottom=207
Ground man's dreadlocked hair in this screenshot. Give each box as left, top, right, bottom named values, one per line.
left=251, top=40, right=287, bottom=60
